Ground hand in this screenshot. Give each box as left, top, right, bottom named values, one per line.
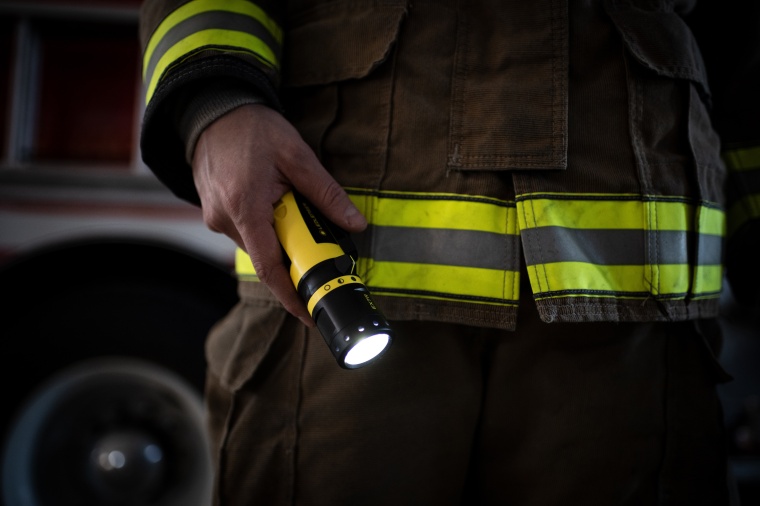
left=191, top=103, right=367, bottom=326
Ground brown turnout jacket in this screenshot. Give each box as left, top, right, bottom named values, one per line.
left=140, top=0, right=760, bottom=330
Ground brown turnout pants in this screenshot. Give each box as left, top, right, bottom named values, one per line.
left=204, top=283, right=733, bottom=506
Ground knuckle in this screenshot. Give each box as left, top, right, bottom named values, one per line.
left=319, top=180, right=346, bottom=208
left=201, top=207, right=224, bottom=233
left=252, top=262, right=274, bottom=284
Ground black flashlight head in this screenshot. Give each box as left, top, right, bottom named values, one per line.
left=308, top=275, right=394, bottom=369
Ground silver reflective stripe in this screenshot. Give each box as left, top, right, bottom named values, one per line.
left=521, top=227, right=723, bottom=265
left=143, top=10, right=280, bottom=94
left=368, top=225, right=516, bottom=271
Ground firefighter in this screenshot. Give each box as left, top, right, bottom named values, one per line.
left=139, top=0, right=759, bottom=504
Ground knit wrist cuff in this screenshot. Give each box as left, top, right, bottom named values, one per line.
left=175, top=83, right=265, bottom=164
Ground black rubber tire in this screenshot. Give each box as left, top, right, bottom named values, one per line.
left=0, top=238, right=238, bottom=506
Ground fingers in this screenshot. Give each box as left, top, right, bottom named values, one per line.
left=247, top=105, right=367, bottom=234
left=241, top=224, right=315, bottom=327
left=300, top=178, right=368, bottom=233
left=278, top=142, right=368, bottom=234
left=190, top=103, right=363, bottom=327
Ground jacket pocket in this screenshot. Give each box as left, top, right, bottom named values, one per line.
left=205, top=297, right=289, bottom=391
left=283, top=1, right=407, bottom=87
left=604, top=1, right=726, bottom=302
left=447, top=0, right=569, bottom=172
left=281, top=1, right=406, bottom=180
left=602, top=0, right=710, bottom=99
left=603, top=0, right=724, bottom=197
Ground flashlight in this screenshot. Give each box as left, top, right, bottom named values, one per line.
left=273, top=190, right=393, bottom=369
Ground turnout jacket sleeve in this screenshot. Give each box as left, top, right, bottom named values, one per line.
left=686, top=1, right=760, bottom=307
left=138, top=0, right=284, bottom=205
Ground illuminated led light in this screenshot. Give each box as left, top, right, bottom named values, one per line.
left=344, top=334, right=391, bottom=366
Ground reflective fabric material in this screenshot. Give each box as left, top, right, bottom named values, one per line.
left=143, top=0, right=282, bottom=105
left=238, top=189, right=521, bottom=307
left=517, top=193, right=725, bottom=302
left=236, top=188, right=725, bottom=309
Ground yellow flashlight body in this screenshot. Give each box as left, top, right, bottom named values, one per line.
left=273, top=191, right=345, bottom=288
left=273, top=191, right=393, bottom=368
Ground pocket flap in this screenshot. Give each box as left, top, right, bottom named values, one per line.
left=284, top=2, right=407, bottom=87
left=603, top=0, right=710, bottom=98
left=206, top=298, right=288, bottom=391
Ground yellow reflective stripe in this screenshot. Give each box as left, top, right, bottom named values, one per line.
left=723, top=146, right=760, bottom=171
left=520, top=195, right=641, bottom=229
left=235, top=251, right=520, bottom=305
left=235, top=247, right=257, bottom=279
left=692, top=264, right=724, bottom=298
left=517, top=195, right=722, bottom=234
left=695, top=205, right=727, bottom=236
left=362, top=260, right=518, bottom=305
left=145, top=28, right=278, bottom=105
left=348, top=190, right=516, bottom=234
left=527, top=262, right=723, bottom=299
left=143, top=0, right=281, bottom=78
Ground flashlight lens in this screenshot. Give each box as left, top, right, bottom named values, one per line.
left=344, top=333, right=391, bottom=367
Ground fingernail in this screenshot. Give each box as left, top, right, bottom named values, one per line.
left=344, top=206, right=366, bottom=229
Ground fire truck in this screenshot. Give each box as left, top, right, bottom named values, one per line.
left=0, top=1, right=238, bottom=504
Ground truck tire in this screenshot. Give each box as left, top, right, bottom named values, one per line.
left=0, top=238, right=239, bottom=506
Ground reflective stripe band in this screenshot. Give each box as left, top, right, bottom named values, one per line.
left=724, top=146, right=760, bottom=237
left=348, top=190, right=520, bottom=305
left=370, top=226, right=512, bottom=270
left=525, top=263, right=723, bottom=299
left=356, top=260, right=519, bottom=305
left=237, top=249, right=520, bottom=305
left=520, top=228, right=723, bottom=265
left=723, top=146, right=760, bottom=172
left=143, top=0, right=282, bottom=105
left=349, top=191, right=516, bottom=233
left=306, top=276, right=364, bottom=315
left=235, top=190, right=724, bottom=305
left=235, top=189, right=521, bottom=306
left=517, top=194, right=724, bottom=233
left=235, top=248, right=258, bottom=280
left=143, top=0, right=282, bottom=80
left=146, top=29, right=278, bottom=105
left=517, top=194, right=725, bottom=300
